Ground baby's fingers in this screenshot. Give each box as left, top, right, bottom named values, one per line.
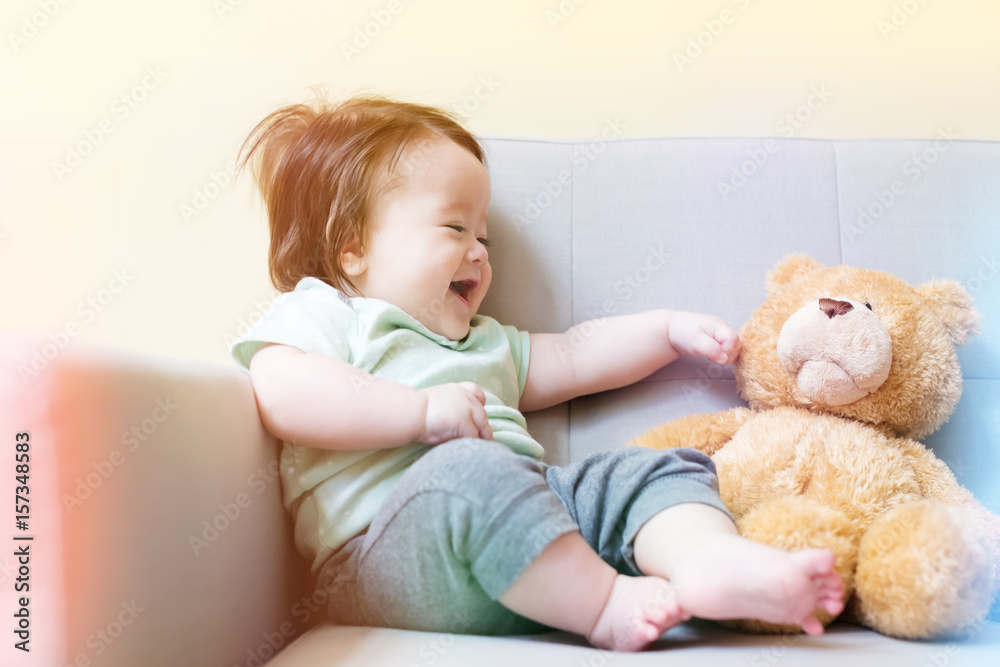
left=710, top=324, right=741, bottom=364
left=454, top=382, right=493, bottom=440
left=479, top=421, right=494, bottom=441
left=457, top=381, right=487, bottom=405
left=472, top=403, right=493, bottom=441
left=689, top=331, right=730, bottom=364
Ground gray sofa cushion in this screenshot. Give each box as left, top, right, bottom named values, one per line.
left=481, top=136, right=1000, bottom=534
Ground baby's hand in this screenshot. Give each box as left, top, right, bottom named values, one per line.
left=667, top=312, right=742, bottom=365
left=417, top=382, right=494, bottom=445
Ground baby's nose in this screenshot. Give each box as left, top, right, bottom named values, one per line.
left=469, top=242, right=489, bottom=262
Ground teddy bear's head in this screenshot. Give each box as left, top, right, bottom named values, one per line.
left=735, top=254, right=980, bottom=439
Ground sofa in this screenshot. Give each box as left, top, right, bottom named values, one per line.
left=4, top=135, right=999, bottom=667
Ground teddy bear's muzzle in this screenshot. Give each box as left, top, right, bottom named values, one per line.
left=777, top=297, right=893, bottom=406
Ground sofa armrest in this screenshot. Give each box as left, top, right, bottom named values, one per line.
left=0, top=333, right=314, bottom=667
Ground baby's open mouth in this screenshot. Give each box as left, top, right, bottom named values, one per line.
left=450, top=280, right=476, bottom=301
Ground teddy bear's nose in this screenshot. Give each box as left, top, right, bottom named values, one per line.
left=819, top=298, right=854, bottom=319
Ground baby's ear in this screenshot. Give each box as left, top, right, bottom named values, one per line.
left=340, top=234, right=368, bottom=277
left=917, top=280, right=981, bottom=346
left=765, top=254, right=825, bottom=295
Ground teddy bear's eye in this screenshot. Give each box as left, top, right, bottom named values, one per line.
left=864, top=302, right=872, bottom=310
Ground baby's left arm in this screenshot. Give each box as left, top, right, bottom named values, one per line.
left=519, top=310, right=740, bottom=413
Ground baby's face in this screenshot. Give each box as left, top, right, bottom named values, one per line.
left=350, top=136, right=492, bottom=341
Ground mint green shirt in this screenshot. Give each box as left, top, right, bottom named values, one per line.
left=231, top=277, right=542, bottom=574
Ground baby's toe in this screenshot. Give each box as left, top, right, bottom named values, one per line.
left=798, top=549, right=836, bottom=576
left=819, top=597, right=844, bottom=616
left=816, top=571, right=844, bottom=597
left=799, top=613, right=825, bottom=636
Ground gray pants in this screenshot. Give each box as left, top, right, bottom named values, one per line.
left=316, top=439, right=732, bottom=636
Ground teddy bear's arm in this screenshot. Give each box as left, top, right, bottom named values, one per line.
left=627, top=407, right=754, bottom=456
left=893, top=437, right=986, bottom=507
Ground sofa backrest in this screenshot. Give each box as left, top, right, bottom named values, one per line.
left=479, top=136, right=1000, bottom=527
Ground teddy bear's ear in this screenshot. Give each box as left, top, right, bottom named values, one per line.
left=765, top=254, right=825, bottom=295
left=917, top=280, right=981, bottom=346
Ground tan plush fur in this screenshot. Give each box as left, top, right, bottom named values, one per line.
left=628, top=254, right=1000, bottom=639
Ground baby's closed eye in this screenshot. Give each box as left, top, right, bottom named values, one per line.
left=446, top=224, right=491, bottom=247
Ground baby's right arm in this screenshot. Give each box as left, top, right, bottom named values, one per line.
left=249, top=343, right=493, bottom=450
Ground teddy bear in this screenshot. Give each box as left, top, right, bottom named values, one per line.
left=628, top=254, right=1000, bottom=640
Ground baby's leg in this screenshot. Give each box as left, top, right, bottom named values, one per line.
left=324, top=438, right=684, bottom=650
left=497, top=530, right=688, bottom=651
left=633, top=503, right=845, bottom=635
left=497, top=445, right=744, bottom=650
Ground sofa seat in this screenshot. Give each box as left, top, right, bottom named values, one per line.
left=269, top=620, right=1000, bottom=667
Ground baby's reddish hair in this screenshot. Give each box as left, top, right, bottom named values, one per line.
left=237, top=94, right=486, bottom=295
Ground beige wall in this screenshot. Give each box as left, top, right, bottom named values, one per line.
left=3, top=0, right=998, bottom=366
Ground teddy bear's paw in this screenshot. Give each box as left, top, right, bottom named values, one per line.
left=715, top=617, right=803, bottom=635
left=717, top=612, right=851, bottom=636
left=854, top=500, right=994, bottom=639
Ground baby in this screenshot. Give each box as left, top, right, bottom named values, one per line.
left=231, top=94, right=844, bottom=652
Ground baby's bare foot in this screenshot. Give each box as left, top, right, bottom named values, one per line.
left=672, top=537, right=844, bottom=636
left=586, top=574, right=690, bottom=652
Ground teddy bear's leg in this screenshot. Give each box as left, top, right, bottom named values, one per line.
left=627, top=407, right=754, bottom=456
left=890, top=436, right=1000, bottom=602
left=852, top=499, right=994, bottom=640
left=714, top=495, right=857, bottom=634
